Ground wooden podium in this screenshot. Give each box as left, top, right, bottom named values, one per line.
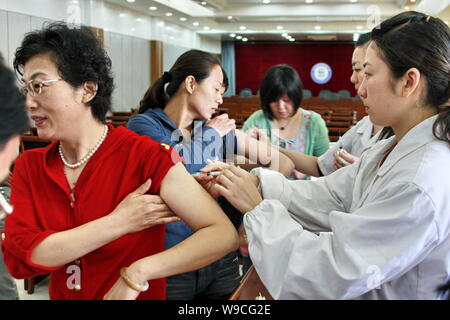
left=229, top=265, right=274, bottom=300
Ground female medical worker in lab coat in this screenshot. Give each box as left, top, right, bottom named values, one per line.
left=198, top=11, right=450, bottom=299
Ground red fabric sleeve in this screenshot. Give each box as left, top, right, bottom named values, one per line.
left=2, top=155, right=61, bottom=279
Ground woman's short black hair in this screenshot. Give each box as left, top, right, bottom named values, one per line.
left=0, top=54, right=28, bottom=149
left=259, top=64, right=303, bottom=120
left=13, top=22, right=114, bottom=122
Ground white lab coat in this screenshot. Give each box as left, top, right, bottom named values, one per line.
left=244, top=115, right=450, bottom=299
left=318, top=116, right=381, bottom=176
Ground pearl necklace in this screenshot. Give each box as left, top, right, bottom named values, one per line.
left=59, top=125, right=109, bottom=169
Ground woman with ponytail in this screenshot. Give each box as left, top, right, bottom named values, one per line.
left=127, top=49, right=293, bottom=299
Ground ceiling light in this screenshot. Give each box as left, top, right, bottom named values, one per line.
left=136, top=18, right=142, bottom=22
left=315, top=25, right=321, bottom=30
left=282, top=32, right=288, bottom=37
left=356, top=25, right=362, bottom=30
left=203, top=26, right=210, bottom=30
left=126, top=0, right=135, bottom=2
left=230, top=33, right=236, bottom=37
left=165, top=12, right=173, bottom=16
left=289, top=38, right=295, bottom=42
left=242, top=37, right=248, bottom=42
left=193, top=22, right=199, bottom=26
left=119, top=13, right=125, bottom=17
left=405, top=6, right=410, bottom=10
left=180, top=17, right=187, bottom=21
left=411, top=0, right=416, bottom=2
left=236, top=35, right=242, bottom=40
left=240, top=26, right=246, bottom=30
left=306, top=0, right=313, bottom=3
left=201, top=1, right=207, bottom=5
left=263, top=0, right=271, bottom=3
left=349, top=0, right=357, bottom=3
left=277, top=26, right=283, bottom=30
left=228, top=16, right=233, bottom=20
left=149, top=6, right=157, bottom=10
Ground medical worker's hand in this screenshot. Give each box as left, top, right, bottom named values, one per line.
left=333, top=149, right=359, bottom=170
left=214, top=166, right=262, bottom=213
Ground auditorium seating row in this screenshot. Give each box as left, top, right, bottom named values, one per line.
left=20, top=96, right=365, bottom=152
left=221, top=96, right=366, bottom=142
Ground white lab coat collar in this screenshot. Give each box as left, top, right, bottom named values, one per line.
left=377, top=115, right=438, bottom=177
left=356, top=117, right=371, bottom=135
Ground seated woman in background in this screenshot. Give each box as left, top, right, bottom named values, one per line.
left=199, top=11, right=450, bottom=299
left=127, top=49, right=293, bottom=300
left=262, top=33, right=393, bottom=177
left=1, top=22, right=238, bottom=300
left=243, top=64, right=329, bottom=179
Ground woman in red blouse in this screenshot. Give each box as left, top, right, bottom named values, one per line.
left=1, top=22, right=238, bottom=300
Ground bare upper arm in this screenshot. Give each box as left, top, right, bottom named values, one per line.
left=159, top=162, right=230, bottom=231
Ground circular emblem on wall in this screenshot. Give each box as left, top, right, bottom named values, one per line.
left=310, top=62, right=332, bottom=84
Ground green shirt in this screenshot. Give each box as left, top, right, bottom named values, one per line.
left=243, top=109, right=329, bottom=157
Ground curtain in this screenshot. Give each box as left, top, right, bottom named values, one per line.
left=221, top=41, right=236, bottom=97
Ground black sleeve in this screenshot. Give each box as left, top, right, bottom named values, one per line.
left=217, top=196, right=243, bottom=230
left=317, top=162, right=324, bottom=177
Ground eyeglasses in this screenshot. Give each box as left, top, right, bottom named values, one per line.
left=21, top=78, right=63, bottom=96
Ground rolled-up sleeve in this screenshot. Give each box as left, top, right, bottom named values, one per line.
left=1, top=156, right=61, bottom=279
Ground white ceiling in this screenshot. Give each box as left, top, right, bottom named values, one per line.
left=105, top=0, right=450, bottom=42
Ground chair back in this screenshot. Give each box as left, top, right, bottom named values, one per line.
left=239, top=88, right=253, bottom=98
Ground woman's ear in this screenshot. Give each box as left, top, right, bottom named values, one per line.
left=184, top=75, right=196, bottom=94
left=401, top=68, right=421, bottom=98
left=81, top=81, right=98, bottom=103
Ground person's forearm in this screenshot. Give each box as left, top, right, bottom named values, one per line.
left=233, top=144, right=294, bottom=177
left=279, top=148, right=320, bottom=177
left=268, top=149, right=295, bottom=178
left=30, top=214, right=128, bottom=268
left=126, top=222, right=239, bottom=284
left=235, top=130, right=294, bottom=177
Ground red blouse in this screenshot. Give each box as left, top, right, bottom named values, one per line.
left=1, top=125, right=182, bottom=300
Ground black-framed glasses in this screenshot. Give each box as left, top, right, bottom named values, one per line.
left=21, top=78, right=63, bottom=96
